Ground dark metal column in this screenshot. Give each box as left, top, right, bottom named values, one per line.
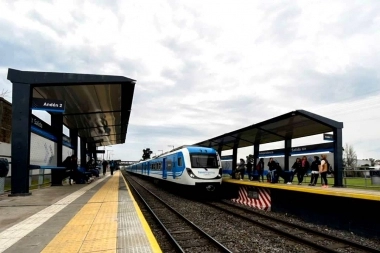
left=51, top=114, right=63, bottom=186
left=217, top=145, right=223, bottom=158
left=284, top=139, right=292, bottom=171
left=70, top=129, right=78, bottom=156
left=9, top=82, right=32, bottom=196
left=232, top=143, right=238, bottom=173
left=333, top=128, right=343, bottom=187
left=80, top=137, right=87, bottom=167
left=253, top=144, right=260, bottom=168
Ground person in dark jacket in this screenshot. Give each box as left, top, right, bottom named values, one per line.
left=246, top=160, right=253, bottom=180
left=309, top=156, right=320, bottom=186
left=110, top=160, right=115, bottom=175
left=63, top=156, right=73, bottom=185
left=256, top=158, right=265, bottom=182
left=267, top=158, right=278, bottom=182
left=290, top=158, right=302, bottom=185
left=298, top=156, right=310, bottom=185
left=102, top=160, right=108, bottom=176
left=267, top=158, right=277, bottom=171
left=236, top=159, right=246, bottom=180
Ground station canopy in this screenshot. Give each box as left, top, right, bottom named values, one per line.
left=8, top=68, right=136, bottom=147
left=195, top=110, right=343, bottom=151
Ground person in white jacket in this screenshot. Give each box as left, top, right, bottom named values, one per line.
left=319, top=154, right=329, bottom=188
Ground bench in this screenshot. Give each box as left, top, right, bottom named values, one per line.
left=29, top=165, right=70, bottom=186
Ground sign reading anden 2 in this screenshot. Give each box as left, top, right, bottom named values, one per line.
left=32, top=98, right=65, bottom=112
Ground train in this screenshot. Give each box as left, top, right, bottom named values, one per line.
left=125, top=145, right=223, bottom=191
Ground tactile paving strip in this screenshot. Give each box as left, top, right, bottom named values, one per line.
left=0, top=175, right=109, bottom=253
left=117, top=175, right=161, bottom=253
left=41, top=172, right=119, bottom=253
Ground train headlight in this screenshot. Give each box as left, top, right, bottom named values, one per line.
left=217, top=168, right=222, bottom=178
left=186, top=168, right=196, bottom=178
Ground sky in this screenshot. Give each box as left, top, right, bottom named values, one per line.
left=1, top=0, right=380, bottom=162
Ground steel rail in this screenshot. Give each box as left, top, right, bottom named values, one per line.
left=124, top=174, right=232, bottom=253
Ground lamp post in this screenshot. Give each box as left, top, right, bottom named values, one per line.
left=168, top=145, right=174, bottom=151
left=107, top=150, right=113, bottom=160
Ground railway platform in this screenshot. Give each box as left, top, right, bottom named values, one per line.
left=222, top=178, right=380, bottom=237
left=0, top=171, right=161, bottom=253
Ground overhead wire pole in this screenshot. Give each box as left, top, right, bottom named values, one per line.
left=168, top=145, right=174, bottom=151
left=158, top=150, right=163, bottom=155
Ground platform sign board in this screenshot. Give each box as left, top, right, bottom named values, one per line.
left=323, top=133, right=334, bottom=141
left=32, top=98, right=65, bottom=113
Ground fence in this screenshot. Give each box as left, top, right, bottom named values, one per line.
left=342, top=168, right=380, bottom=189
left=1, top=167, right=53, bottom=194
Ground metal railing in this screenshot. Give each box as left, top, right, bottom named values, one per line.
left=342, top=168, right=380, bottom=189
left=1, top=169, right=53, bottom=194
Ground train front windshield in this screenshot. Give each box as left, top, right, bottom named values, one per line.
left=190, top=154, right=218, bottom=168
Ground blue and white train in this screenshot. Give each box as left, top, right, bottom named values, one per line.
left=125, top=146, right=223, bottom=191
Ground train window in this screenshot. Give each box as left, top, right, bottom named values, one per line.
left=190, top=154, right=218, bottom=168
left=178, top=157, right=182, bottom=167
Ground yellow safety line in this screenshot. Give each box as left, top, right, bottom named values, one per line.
left=41, top=173, right=119, bottom=253
left=121, top=172, right=162, bottom=253
left=223, top=179, right=380, bottom=201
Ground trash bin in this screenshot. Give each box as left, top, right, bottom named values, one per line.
left=370, top=170, right=380, bottom=185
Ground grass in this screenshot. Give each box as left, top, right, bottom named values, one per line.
left=2, top=176, right=52, bottom=192
left=223, top=174, right=380, bottom=191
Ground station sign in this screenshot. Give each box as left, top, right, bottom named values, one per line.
left=258, top=142, right=335, bottom=157
left=31, top=115, right=53, bottom=132
left=323, top=133, right=334, bottom=141
left=259, top=148, right=285, bottom=156
left=32, top=98, right=65, bottom=113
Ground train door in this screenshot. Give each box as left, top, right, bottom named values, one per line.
left=147, top=162, right=150, bottom=175
left=172, top=155, right=176, bottom=179
left=162, top=158, right=167, bottom=179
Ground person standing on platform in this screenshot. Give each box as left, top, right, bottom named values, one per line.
left=236, top=159, right=246, bottom=180
left=319, top=154, right=329, bottom=188
left=298, top=156, right=310, bottom=185
left=110, top=160, right=115, bottom=175
left=290, top=158, right=302, bottom=184
left=246, top=160, right=253, bottom=180
left=256, top=158, right=265, bottom=182
left=267, top=158, right=277, bottom=182
left=309, top=156, right=320, bottom=186
left=102, top=160, right=108, bottom=176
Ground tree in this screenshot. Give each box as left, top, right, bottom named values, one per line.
left=369, top=158, right=376, bottom=167
left=142, top=148, right=153, bottom=160
left=0, top=89, right=10, bottom=98
left=343, top=143, right=357, bottom=170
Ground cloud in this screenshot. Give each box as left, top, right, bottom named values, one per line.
left=1, top=0, right=380, bottom=161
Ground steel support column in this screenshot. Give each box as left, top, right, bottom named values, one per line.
left=9, top=82, right=32, bottom=196
left=232, top=143, right=238, bottom=173
left=253, top=144, right=260, bottom=168
left=284, top=139, right=292, bottom=171
left=70, top=129, right=78, bottom=156
left=333, top=128, right=343, bottom=187
left=51, top=114, right=63, bottom=186
left=80, top=137, right=87, bottom=167
left=218, top=145, right=223, bottom=159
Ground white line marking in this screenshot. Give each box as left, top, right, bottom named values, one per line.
left=0, top=175, right=109, bottom=252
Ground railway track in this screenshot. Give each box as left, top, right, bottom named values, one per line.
left=207, top=201, right=380, bottom=253
left=124, top=175, right=233, bottom=253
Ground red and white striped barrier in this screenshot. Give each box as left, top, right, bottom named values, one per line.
left=232, top=186, right=271, bottom=211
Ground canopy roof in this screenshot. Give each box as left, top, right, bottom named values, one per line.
left=195, top=110, right=343, bottom=151
left=8, top=68, right=136, bottom=147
